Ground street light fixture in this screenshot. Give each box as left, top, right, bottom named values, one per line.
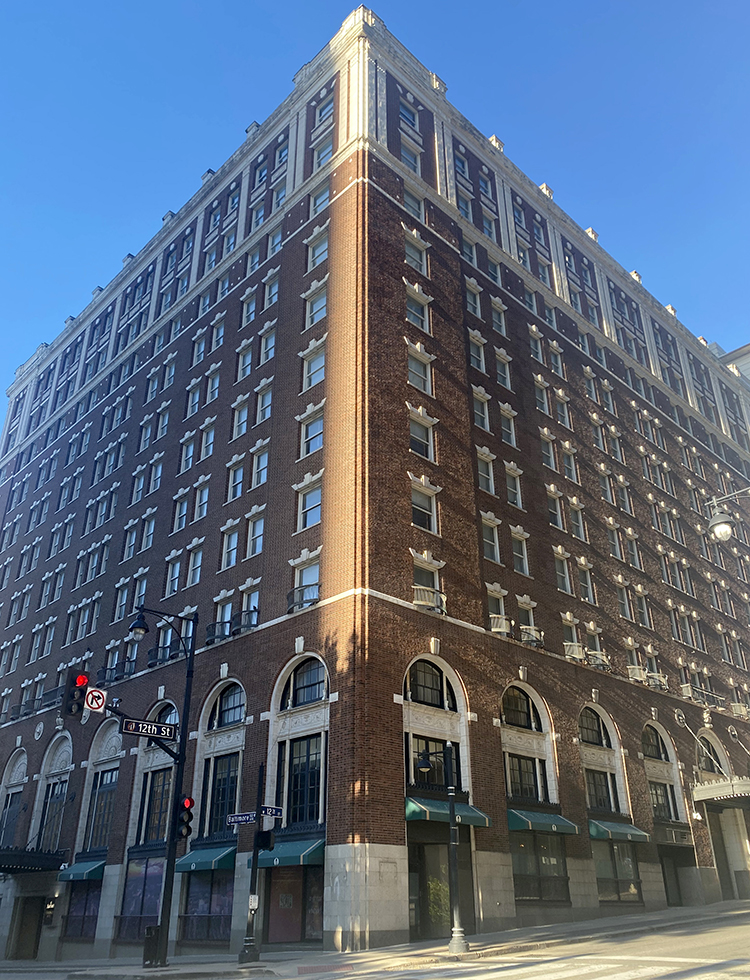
left=416, top=742, right=469, bottom=954
left=126, top=605, right=198, bottom=969
left=707, top=487, right=750, bottom=542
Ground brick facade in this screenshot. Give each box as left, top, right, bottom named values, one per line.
left=0, top=7, right=748, bottom=961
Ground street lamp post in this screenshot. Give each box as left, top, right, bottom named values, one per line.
left=128, top=605, right=198, bottom=969
left=416, top=742, right=469, bottom=954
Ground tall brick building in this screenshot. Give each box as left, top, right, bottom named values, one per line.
left=0, top=7, right=749, bottom=961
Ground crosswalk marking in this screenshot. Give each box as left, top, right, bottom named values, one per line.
left=378, top=955, right=750, bottom=980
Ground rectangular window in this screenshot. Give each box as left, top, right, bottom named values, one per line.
left=299, top=486, right=322, bottom=530
left=311, top=184, right=330, bottom=216
left=186, top=548, right=202, bottom=586
left=233, top=404, right=249, bottom=439
left=401, top=142, right=419, bottom=174
left=173, top=497, right=188, bottom=532
left=555, top=557, right=572, bottom=593
left=315, top=138, right=333, bottom=169
left=405, top=240, right=425, bottom=273
left=310, top=235, right=328, bottom=269
left=194, top=485, right=209, bottom=520
left=406, top=296, right=428, bottom=332
left=473, top=397, right=489, bottom=430
left=252, top=451, right=269, bottom=487
left=221, top=531, right=239, bottom=569
left=304, top=350, right=325, bottom=389
left=302, top=415, right=323, bottom=457
left=512, top=537, right=529, bottom=575
left=482, top=522, right=500, bottom=562
left=477, top=456, right=493, bottom=492
left=165, top=559, right=180, bottom=597
left=510, top=832, right=569, bottom=903
left=288, top=735, right=322, bottom=824
left=248, top=518, right=264, bottom=557
left=256, top=388, right=272, bottom=424
left=228, top=465, right=244, bottom=501
left=307, top=289, right=327, bottom=327
left=408, top=356, right=430, bottom=394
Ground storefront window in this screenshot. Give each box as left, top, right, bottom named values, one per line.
left=64, top=880, right=101, bottom=940
left=510, top=832, right=569, bottom=901
left=117, top=857, right=164, bottom=940
left=592, top=840, right=642, bottom=902
left=180, top=870, right=233, bottom=942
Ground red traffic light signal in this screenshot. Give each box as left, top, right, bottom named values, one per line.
left=63, top=667, right=90, bottom=718
left=177, top=796, right=195, bottom=838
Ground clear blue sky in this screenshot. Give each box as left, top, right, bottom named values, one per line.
left=1, top=0, right=748, bottom=406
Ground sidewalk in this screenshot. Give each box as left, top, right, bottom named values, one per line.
left=3, top=901, right=750, bottom=980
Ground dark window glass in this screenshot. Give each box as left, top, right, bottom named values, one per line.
left=39, top=778, right=67, bottom=851
left=510, top=832, right=570, bottom=902
left=641, top=725, right=669, bottom=761
left=579, top=707, right=611, bottom=747
left=84, top=767, right=118, bottom=850
left=289, top=735, right=322, bottom=825
left=592, top=840, right=642, bottom=903
left=502, top=687, right=542, bottom=730
left=208, top=753, right=239, bottom=836
left=209, top=684, right=244, bottom=729
left=405, top=660, right=456, bottom=710
left=143, top=768, right=172, bottom=843
left=585, top=768, right=618, bottom=811
left=281, top=658, right=327, bottom=709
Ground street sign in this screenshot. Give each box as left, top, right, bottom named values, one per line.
left=85, top=688, right=107, bottom=713
left=227, top=811, right=256, bottom=825
left=248, top=894, right=259, bottom=911
left=260, top=805, right=283, bottom=819
left=120, top=717, right=178, bottom=740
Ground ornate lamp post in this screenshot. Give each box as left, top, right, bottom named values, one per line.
left=415, top=742, right=469, bottom=954
left=128, top=605, right=198, bottom=969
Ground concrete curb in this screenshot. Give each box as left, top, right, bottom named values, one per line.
left=22, top=903, right=749, bottom=980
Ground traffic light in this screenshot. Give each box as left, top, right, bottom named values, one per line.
left=177, top=796, right=195, bottom=838
left=256, top=829, right=275, bottom=851
left=63, top=667, right=90, bottom=717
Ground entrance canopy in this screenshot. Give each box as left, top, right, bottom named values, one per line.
left=175, top=845, right=237, bottom=872
left=692, top=776, right=750, bottom=809
left=588, top=819, right=650, bottom=843
left=58, top=860, right=105, bottom=881
left=405, top=797, right=492, bottom=827
left=0, top=848, right=65, bottom=874
left=508, top=809, right=579, bottom=835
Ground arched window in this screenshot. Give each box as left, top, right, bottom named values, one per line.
left=698, top=736, right=723, bottom=774
left=208, top=683, right=245, bottom=730
left=148, top=703, right=179, bottom=747
left=156, top=703, right=178, bottom=727
left=502, top=686, right=542, bottom=731
left=281, top=658, right=327, bottom=709
left=641, top=724, right=669, bottom=761
left=404, top=660, right=456, bottom=710
left=579, top=707, right=611, bottom=747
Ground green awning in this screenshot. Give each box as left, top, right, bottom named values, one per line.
left=508, top=809, right=579, bottom=835
left=175, top=845, right=237, bottom=872
left=405, top=797, right=492, bottom=828
left=589, top=819, right=650, bottom=843
left=58, top=860, right=105, bottom=882
left=250, top=839, right=325, bottom=868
